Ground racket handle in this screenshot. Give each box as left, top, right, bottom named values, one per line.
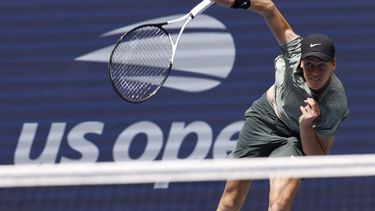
left=190, top=0, right=214, bottom=18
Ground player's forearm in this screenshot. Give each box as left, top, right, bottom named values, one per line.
left=299, top=126, right=329, bottom=156
left=258, top=2, right=298, bottom=45
left=214, top=0, right=298, bottom=45
left=213, top=0, right=235, bottom=7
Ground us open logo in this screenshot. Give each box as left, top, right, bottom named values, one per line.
left=75, top=14, right=236, bottom=92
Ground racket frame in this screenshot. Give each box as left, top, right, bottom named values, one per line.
left=109, top=0, right=214, bottom=103
left=109, top=24, right=173, bottom=103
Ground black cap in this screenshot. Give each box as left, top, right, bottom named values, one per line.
left=301, top=34, right=335, bottom=62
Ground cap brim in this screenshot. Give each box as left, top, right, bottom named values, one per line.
left=301, top=52, right=332, bottom=62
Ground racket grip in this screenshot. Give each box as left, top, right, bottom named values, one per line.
left=190, top=0, right=214, bottom=18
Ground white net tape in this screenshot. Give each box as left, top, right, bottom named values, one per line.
left=1, top=153, right=374, bottom=188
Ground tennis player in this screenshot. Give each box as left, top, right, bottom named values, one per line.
left=214, top=0, right=349, bottom=210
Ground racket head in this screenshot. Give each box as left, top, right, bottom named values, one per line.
left=109, top=24, right=173, bottom=103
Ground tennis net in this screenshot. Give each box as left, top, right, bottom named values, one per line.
left=1, top=154, right=375, bottom=211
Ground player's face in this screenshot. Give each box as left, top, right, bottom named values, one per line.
left=300, top=56, right=336, bottom=93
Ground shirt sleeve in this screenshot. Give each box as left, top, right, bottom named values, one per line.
left=315, top=105, right=349, bottom=137
left=279, top=36, right=303, bottom=63
left=278, top=36, right=304, bottom=84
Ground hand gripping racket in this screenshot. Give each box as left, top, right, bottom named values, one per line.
left=109, top=0, right=214, bottom=103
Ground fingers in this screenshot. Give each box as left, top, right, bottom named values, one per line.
left=300, top=104, right=313, bottom=117
left=303, top=98, right=320, bottom=115
left=299, top=98, right=320, bottom=128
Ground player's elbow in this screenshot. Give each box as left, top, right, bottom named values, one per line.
left=304, top=147, right=329, bottom=156
left=320, top=146, right=330, bottom=155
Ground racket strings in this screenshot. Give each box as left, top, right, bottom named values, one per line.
left=110, top=26, right=173, bottom=102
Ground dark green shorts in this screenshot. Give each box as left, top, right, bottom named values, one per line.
left=228, top=94, right=305, bottom=158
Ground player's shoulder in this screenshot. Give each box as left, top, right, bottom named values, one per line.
left=330, top=74, right=347, bottom=96
left=279, top=36, right=303, bottom=52
left=321, top=74, right=348, bottom=110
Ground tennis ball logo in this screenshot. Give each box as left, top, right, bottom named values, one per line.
left=76, top=14, right=235, bottom=92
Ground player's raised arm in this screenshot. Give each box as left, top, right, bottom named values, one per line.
left=214, top=0, right=298, bottom=45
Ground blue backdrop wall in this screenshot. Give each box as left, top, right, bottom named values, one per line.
left=1, top=0, right=375, bottom=210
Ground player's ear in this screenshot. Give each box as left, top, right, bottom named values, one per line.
left=331, top=58, right=336, bottom=73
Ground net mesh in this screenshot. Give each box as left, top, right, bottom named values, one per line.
left=1, top=154, right=375, bottom=211
left=109, top=25, right=173, bottom=102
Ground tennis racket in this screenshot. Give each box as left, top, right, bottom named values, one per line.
left=109, top=0, right=214, bottom=103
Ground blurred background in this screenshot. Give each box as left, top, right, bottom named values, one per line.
left=0, top=0, right=374, bottom=210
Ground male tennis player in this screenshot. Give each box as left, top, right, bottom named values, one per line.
left=214, top=0, right=349, bottom=210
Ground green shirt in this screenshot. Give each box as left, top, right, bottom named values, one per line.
left=273, top=36, right=349, bottom=136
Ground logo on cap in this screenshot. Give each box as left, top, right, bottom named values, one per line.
left=310, top=43, right=322, bottom=48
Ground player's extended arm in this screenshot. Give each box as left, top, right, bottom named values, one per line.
left=214, top=0, right=298, bottom=45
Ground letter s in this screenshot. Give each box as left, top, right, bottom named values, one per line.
left=60, top=121, right=103, bottom=163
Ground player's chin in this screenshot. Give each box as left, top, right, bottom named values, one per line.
left=307, top=79, right=323, bottom=90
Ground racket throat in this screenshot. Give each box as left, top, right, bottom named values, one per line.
left=171, top=16, right=192, bottom=60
